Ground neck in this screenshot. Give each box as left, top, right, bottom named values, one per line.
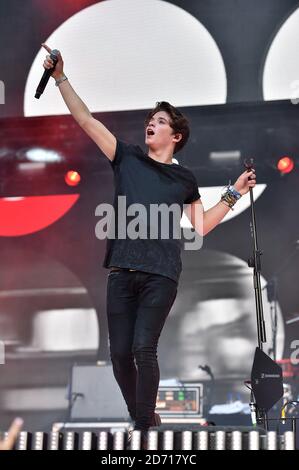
left=148, top=147, right=173, bottom=165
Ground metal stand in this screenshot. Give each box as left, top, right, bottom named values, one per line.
left=245, top=158, right=267, bottom=349
left=244, top=158, right=268, bottom=427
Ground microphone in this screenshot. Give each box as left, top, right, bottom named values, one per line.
left=198, top=364, right=214, bottom=380
left=35, top=49, right=60, bottom=99
left=244, top=158, right=254, bottom=171
left=244, top=158, right=255, bottom=181
left=199, top=364, right=212, bottom=375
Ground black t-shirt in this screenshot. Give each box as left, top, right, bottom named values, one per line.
left=102, top=139, right=201, bottom=282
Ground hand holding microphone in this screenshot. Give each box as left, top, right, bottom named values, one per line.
left=233, top=162, right=257, bottom=196
left=244, top=158, right=257, bottom=183
left=34, top=43, right=65, bottom=99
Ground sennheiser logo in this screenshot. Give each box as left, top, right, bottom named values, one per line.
left=0, top=81, right=4, bottom=104
left=260, top=373, right=280, bottom=379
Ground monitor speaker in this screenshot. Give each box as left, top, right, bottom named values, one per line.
left=69, top=364, right=129, bottom=421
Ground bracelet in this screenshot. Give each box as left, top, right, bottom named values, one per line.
left=55, top=75, right=68, bottom=87
left=220, top=199, right=232, bottom=209
left=220, top=184, right=242, bottom=210
left=228, top=185, right=242, bottom=200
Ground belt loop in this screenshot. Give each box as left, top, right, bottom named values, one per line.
left=110, top=267, right=122, bottom=272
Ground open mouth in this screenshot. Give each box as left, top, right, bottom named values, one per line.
left=146, top=128, right=155, bottom=137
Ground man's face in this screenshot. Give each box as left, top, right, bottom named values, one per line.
left=145, top=111, right=179, bottom=150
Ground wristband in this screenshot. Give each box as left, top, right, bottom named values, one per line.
left=55, top=75, right=68, bottom=87
left=220, top=183, right=242, bottom=210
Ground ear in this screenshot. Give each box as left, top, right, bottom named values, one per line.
left=173, top=133, right=182, bottom=143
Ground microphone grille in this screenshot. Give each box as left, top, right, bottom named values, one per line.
left=50, top=49, right=60, bottom=58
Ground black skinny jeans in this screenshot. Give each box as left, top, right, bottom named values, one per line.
left=106, top=268, right=178, bottom=431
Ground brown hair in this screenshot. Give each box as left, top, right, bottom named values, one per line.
left=144, top=101, right=190, bottom=154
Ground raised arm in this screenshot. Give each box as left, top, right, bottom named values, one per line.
left=42, top=43, right=116, bottom=162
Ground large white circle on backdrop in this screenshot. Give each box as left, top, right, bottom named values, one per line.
left=263, top=6, right=299, bottom=101
left=24, top=0, right=227, bottom=116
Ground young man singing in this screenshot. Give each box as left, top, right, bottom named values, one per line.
left=42, top=44, right=256, bottom=447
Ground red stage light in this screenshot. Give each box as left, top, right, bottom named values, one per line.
left=0, top=195, right=79, bottom=237
left=276, top=156, right=295, bottom=174
left=65, top=170, right=81, bottom=186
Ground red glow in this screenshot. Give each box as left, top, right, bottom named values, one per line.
left=0, top=194, right=79, bottom=237
left=65, top=170, right=81, bottom=186
left=277, top=156, right=295, bottom=174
